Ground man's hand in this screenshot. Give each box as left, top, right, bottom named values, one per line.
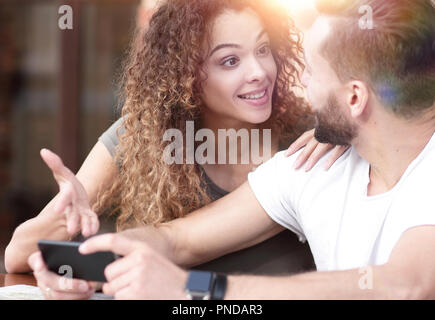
left=80, top=233, right=189, bottom=300
left=40, top=148, right=99, bottom=238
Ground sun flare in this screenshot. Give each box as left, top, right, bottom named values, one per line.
left=274, top=0, right=316, bottom=13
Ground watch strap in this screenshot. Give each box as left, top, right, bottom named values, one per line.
left=185, top=271, right=227, bottom=300
left=211, top=273, right=227, bottom=300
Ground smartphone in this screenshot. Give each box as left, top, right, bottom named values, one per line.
left=38, top=240, right=119, bottom=283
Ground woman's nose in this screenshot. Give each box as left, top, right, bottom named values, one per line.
left=245, top=58, right=267, bottom=83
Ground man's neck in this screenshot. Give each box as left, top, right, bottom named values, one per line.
left=354, top=109, right=435, bottom=196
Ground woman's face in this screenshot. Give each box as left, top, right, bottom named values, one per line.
left=200, top=8, right=278, bottom=126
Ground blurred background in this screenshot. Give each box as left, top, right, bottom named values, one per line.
left=0, top=0, right=317, bottom=273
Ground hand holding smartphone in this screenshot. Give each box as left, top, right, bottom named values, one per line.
left=38, top=240, right=119, bottom=282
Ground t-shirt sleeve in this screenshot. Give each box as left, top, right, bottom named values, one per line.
left=98, top=117, right=125, bottom=158
left=387, top=149, right=435, bottom=255
left=395, top=167, right=435, bottom=234
left=248, top=151, right=307, bottom=242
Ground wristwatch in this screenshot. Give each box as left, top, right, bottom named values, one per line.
left=184, top=270, right=227, bottom=300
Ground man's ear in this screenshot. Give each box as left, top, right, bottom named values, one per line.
left=345, top=81, right=369, bottom=118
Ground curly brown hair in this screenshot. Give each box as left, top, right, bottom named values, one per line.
left=93, top=0, right=313, bottom=231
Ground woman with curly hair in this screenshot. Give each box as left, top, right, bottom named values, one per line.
left=6, top=0, right=346, bottom=282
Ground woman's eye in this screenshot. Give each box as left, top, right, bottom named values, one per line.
left=222, top=57, right=239, bottom=67
left=258, top=44, right=271, bottom=56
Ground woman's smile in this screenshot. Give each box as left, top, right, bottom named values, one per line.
left=237, top=86, right=271, bottom=107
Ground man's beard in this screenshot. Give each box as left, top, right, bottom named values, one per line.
left=314, top=93, right=357, bottom=146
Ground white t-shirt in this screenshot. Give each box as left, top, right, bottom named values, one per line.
left=248, top=133, right=435, bottom=271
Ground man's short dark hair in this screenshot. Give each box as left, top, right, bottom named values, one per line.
left=315, top=0, right=435, bottom=118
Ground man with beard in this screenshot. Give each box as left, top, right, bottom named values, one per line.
left=30, top=0, right=435, bottom=299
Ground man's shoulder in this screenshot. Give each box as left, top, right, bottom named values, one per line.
left=271, top=146, right=358, bottom=175
left=250, top=146, right=364, bottom=202
left=397, top=140, right=435, bottom=195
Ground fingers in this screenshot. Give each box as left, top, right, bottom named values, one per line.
left=64, top=205, right=99, bottom=238
left=292, top=138, right=319, bottom=169
left=41, top=148, right=100, bottom=238
left=302, top=143, right=334, bottom=172
left=64, top=205, right=80, bottom=235
left=38, top=272, right=95, bottom=300
left=80, top=209, right=100, bottom=238
left=323, top=145, right=350, bottom=170
left=41, top=149, right=79, bottom=235
left=111, top=286, right=134, bottom=300
left=42, top=287, right=95, bottom=300
left=80, top=233, right=138, bottom=256
left=104, top=267, right=144, bottom=300
left=65, top=206, right=99, bottom=239
left=80, top=210, right=91, bottom=237
left=57, top=185, right=99, bottom=237
left=80, top=235, right=144, bottom=297
left=102, top=263, right=135, bottom=296
left=40, top=149, right=76, bottom=184
left=53, top=183, right=75, bottom=215
left=285, top=129, right=315, bottom=157
left=28, top=251, right=95, bottom=300
left=103, top=252, right=144, bottom=283
left=286, top=135, right=349, bottom=171
left=91, top=214, right=100, bottom=235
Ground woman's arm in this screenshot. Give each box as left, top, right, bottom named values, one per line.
left=4, top=140, right=117, bottom=273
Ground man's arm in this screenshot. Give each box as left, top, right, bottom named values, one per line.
left=225, top=225, right=435, bottom=299
left=72, top=223, right=434, bottom=300
left=120, top=182, right=285, bottom=268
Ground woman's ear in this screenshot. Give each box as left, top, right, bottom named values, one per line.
left=346, top=81, right=369, bottom=118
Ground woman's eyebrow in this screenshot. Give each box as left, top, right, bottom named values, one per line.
left=209, top=29, right=267, bottom=58
left=209, top=43, right=241, bottom=58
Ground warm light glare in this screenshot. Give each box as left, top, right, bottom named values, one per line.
left=274, top=0, right=316, bottom=13
left=273, top=0, right=319, bottom=30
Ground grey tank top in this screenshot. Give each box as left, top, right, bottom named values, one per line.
left=98, top=118, right=315, bottom=275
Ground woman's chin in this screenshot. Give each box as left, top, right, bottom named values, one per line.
left=243, top=107, right=273, bottom=125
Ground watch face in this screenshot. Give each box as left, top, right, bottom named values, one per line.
left=186, top=271, right=213, bottom=292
